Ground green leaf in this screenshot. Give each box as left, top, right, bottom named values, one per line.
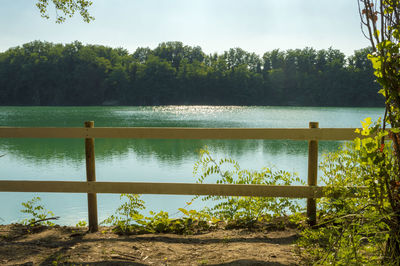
left=378, top=89, right=386, bottom=97
left=178, top=208, right=189, bottom=216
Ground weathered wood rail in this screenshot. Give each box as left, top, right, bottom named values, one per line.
left=0, top=122, right=360, bottom=232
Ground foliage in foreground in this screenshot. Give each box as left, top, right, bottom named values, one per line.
left=101, top=194, right=216, bottom=234
left=297, top=131, right=394, bottom=265
left=20, top=196, right=57, bottom=226
left=299, top=1, right=400, bottom=263
left=101, top=148, right=303, bottom=234
left=36, top=0, right=94, bottom=23
left=193, top=148, right=304, bottom=223
left=356, top=0, right=400, bottom=262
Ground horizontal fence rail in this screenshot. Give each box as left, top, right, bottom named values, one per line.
left=0, top=122, right=364, bottom=231
left=0, top=180, right=367, bottom=198
left=0, top=127, right=360, bottom=140
left=0, top=181, right=325, bottom=198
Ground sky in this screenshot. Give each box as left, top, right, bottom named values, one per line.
left=0, top=0, right=371, bottom=56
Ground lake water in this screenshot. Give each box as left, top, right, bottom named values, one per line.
left=0, top=106, right=384, bottom=225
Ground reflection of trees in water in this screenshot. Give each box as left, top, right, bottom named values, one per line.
left=0, top=138, right=344, bottom=166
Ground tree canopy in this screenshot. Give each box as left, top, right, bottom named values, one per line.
left=0, top=41, right=381, bottom=107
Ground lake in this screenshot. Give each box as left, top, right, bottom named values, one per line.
left=0, top=106, right=384, bottom=225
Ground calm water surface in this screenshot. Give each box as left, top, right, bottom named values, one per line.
left=0, top=106, right=384, bottom=224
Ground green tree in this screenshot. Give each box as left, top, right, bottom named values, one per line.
left=356, top=0, right=400, bottom=261
left=153, top=42, right=185, bottom=70
left=0, top=41, right=383, bottom=107
left=136, top=55, right=176, bottom=105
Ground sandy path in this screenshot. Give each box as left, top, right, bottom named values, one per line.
left=0, top=224, right=300, bottom=265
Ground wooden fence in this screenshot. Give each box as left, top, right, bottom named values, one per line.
left=0, top=122, right=360, bottom=232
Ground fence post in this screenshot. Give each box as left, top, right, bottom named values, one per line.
left=307, top=121, right=319, bottom=226
left=85, top=121, right=98, bottom=232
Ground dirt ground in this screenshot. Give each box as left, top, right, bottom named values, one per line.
left=0, top=224, right=300, bottom=265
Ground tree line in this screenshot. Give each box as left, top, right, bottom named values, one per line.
left=0, top=40, right=381, bottom=107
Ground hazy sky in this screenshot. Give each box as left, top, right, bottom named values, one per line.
left=1, top=0, right=370, bottom=56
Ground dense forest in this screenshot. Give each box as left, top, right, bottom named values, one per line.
left=0, top=40, right=381, bottom=107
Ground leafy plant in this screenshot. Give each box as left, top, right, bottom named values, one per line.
left=36, top=0, right=94, bottom=23
left=297, top=139, right=391, bottom=265
left=102, top=193, right=217, bottom=234
left=75, top=220, right=87, bottom=227
left=103, top=148, right=304, bottom=234
left=20, top=196, right=57, bottom=226
left=193, top=148, right=304, bottom=224
left=357, top=0, right=400, bottom=261
left=101, top=194, right=146, bottom=233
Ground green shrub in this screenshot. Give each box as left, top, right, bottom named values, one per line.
left=103, top=148, right=304, bottom=234
left=101, top=194, right=214, bottom=234
left=297, top=141, right=390, bottom=265
left=20, top=196, right=56, bottom=226
left=101, top=194, right=146, bottom=233
left=193, top=148, right=304, bottom=224
left=75, top=220, right=87, bottom=227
